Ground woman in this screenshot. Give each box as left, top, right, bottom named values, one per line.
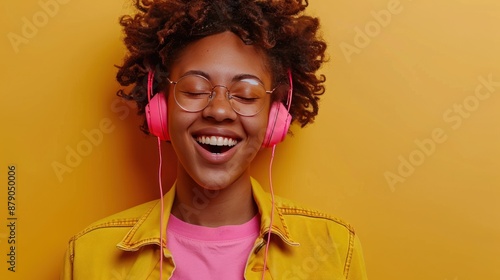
left=61, top=0, right=367, bottom=279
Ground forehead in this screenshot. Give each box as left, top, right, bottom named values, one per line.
left=170, top=31, right=272, bottom=86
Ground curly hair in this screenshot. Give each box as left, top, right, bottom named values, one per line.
left=116, top=0, right=327, bottom=134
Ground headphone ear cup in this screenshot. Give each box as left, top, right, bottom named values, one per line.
left=262, top=102, right=291, bottom=148
left=146, top=93, right=170, bottom=141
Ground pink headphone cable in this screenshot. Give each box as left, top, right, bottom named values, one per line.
left=148, top=69, right=165, bottom=278
left=261, top=144, right=277, bottom=280
left=157, top=137, right=165, bottom=279
left=149, top=69, right=292, bottom=279
left=261, top=70, right=293, bottom=279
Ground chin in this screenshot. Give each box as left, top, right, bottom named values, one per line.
left=195, top=175, right=234, bottom=191
left=191, top=168, right=249, bottom=191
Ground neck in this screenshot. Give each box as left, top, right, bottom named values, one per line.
left=171, top=170, right=258, bottom=227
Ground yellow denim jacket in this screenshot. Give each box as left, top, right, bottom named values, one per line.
left=61, top=178, right=367, bottom=279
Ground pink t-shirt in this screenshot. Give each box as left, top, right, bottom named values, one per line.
left=166, top=214, right=260, bottom=280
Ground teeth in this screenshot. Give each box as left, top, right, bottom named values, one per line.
left=196, top=136, right=238, bottom=146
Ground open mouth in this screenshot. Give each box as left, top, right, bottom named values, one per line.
left=195, top=136, right=238, bottom=154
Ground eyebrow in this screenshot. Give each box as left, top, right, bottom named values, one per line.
left=180, top=70, right=266, bottom=85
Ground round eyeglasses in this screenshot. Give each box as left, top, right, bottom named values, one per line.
left=168, top=74, right=280, bottom=116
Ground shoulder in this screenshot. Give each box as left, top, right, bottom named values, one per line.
left=61, top=200, right=162, bottom=278
left=271, top=196, right=367, bottom=279
left=274, top=195, right=355, bottom=234
left=71, top=199, right=158, bottom=241
left=273, top=195, right=358, bottom=257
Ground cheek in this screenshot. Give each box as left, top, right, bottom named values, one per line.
left=245, top=110, right=270, bottom=145
left=166, top=97, right=176, bottom=136
left=167, top=96, right=192, bottom=140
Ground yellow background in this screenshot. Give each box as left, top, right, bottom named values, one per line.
left=1, top=0, right=499, bottom=279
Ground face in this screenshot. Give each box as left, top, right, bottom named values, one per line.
left=167, top=31, right=272, bottom=190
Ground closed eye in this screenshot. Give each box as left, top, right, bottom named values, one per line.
left=231, top=95, right=259, bottom=104
left=180, top=91, right=211, bottom=99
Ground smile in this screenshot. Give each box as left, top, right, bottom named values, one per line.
left=195, top=136, right=238, bottom=154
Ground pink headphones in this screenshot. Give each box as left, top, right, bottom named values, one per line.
left=145, top=70, right=293, bottom=147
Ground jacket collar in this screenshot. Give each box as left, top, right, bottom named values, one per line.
left=116, top=177, right=299, bottom=252
left=250, top=178, right=300, bottom=246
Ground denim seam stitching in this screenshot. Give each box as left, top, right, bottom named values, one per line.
left=72, top=219, right=139, bottom=241
left=278, top=207, right=355, bottom=233
left=120, top=201, right=158, bottom=245
left=343, top=230, right=355, bottom=278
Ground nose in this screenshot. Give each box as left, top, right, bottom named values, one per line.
left=202, top=85, right=237, bottom=122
